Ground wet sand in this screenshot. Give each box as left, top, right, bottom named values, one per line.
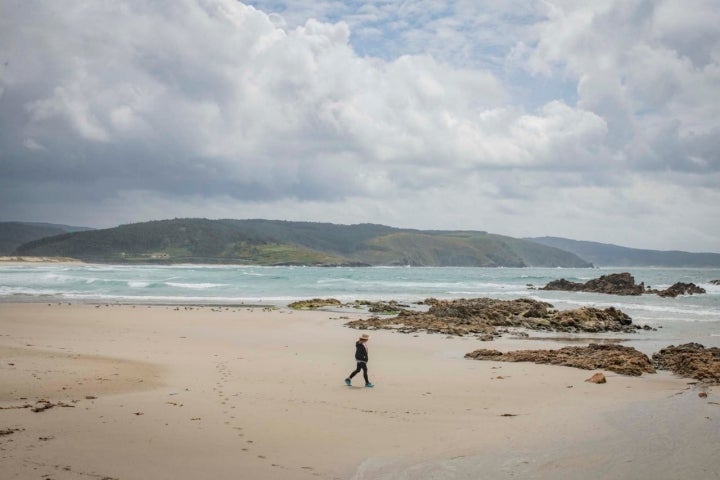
left=0, top=302, right=717, bottom=479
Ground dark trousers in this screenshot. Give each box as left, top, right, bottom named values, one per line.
left=349, top=362, right=369, bottom=383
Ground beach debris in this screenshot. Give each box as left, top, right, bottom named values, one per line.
left=500, top=413, right=518, bottom=417
left=0, top=404, right=33, bottom=410
left=541, top=272, right=705, bottom=298
left=288, top=298, right=342, bottom=310
left=652, top=343, right=720, bottom=385
left=699, top=392, right=708, bottom=398
left=133, top=412, right=144, bottom=416
left=465, top=344, right=655, bottom=376
left=0, top=428, right=23, bottom=436
left=346, top=297, right=646, bottom=337
left=31, top=399, right=75, bottom=412
left=585, top=372, right=607, bottom=384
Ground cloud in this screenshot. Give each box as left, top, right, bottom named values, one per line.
left=521, top=0, right=720, bottom=171
left=0, top=0, right=719, bottom=251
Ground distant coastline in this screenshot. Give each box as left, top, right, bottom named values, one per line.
left=0, top=256, right=84, bottom=264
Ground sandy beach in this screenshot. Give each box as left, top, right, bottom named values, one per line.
left=1, top=302, right=718, bottom=480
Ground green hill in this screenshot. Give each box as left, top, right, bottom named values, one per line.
left=15, top=218, right=592, bottom=267
left=0, top=222, right=91, bottom=255
left=526, top=237, right=720, bottom=267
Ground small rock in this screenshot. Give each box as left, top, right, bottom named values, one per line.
left=699, top=392, right=708, bottom=398
left=585, top=372, right=607, bottom=384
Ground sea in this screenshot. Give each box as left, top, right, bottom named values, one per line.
left=2, top=264, right=719, bottom=351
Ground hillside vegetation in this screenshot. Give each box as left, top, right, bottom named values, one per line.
left=0, top=222, right=91, bottom=255
left=15, top=218, right=592, bottom=267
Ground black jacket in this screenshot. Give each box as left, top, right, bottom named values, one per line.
left=355, top=341, right=368, bottom=362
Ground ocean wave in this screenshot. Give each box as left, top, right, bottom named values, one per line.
left=0, top=285, right=68, bottom=296
left=57, top=292, right=292, bottom=304
left=530, top=295, right=720, bottom=319
left=164, top=282, right=229, bottom=290
left=447, top=290, right=530, bottom=297
left=40, top=273, right=76, bottom=283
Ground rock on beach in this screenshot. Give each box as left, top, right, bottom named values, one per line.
left=652, top=343, right=720, bottom=385
left=464, top=344, right=656, bottom=376
left=345, top=297, right=645, bottom=338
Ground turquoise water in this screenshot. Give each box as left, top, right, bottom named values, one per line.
left=1, top=265, right=719, bottom=349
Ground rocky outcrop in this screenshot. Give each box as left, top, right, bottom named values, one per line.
left=541, top=272, right=706, bottom=298
left=345, top=298, right=645, bottom=338
left=352, top=300, right=411, bottom=314
left=651, top=283, right=706, bottom=298
left=652, top=343, right=720, bottom=384
left=541, top=273, right=645, bottom=295
left=550, top=307, right=634, bottom=333
left=288, top=298, right=342, bottom=309
left=464, top=344, right=655, bottom=376
left=710, top=280, right=720, bottom=285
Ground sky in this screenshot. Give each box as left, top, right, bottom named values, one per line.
left=1, top=0, right=719, bottom=252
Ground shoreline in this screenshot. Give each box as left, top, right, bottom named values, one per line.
left=1, top=302, right=718, bottom=479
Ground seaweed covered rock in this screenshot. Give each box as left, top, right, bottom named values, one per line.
left=550, top=307, right=632, bottom=332
left=652, top=343, right=720, bottom=384
left=652, top=283, right=706, bottom=298
left=541, top=273, right=706, bottom=298
left=541, top=273, right=645, bottom=296
left=425, top=297, right=554, bottom=322
left=288, top=298, right=342, bottom=310
left=345, top=298, right=643, bottom=337
left=353, top=300, right=411, bottom=314
left=465, top=344, right=655, bottom=376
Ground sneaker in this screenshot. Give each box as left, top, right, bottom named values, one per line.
left=365, top=383, right=374, bottom=388
left=344, top=378, right=351, bottom=386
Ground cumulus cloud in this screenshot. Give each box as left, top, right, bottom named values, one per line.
left=522, top=0, right=720, bottom=172
left=0, top=0, right=719, bottom=250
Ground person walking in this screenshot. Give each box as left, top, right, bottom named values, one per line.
left=345, top=333, right=374, bottom=387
